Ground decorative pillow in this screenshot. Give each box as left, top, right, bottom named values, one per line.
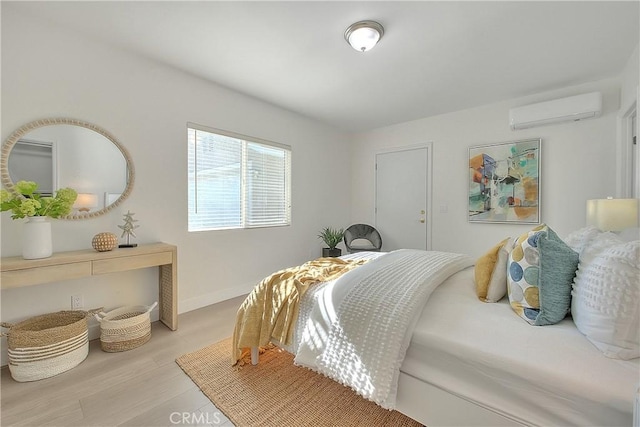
left=563, top=225, right=602, bottom=256
left=578, top=231, right=624, bottom=265
left=571, top=240, right=640, bottom=360
left=488, top=237, right=516, bottom=303
left=475, top=237, right=512, bottom=302
left=619, top=227, right=640, bottom=242
left=535, top=228, right=579, bottom=325
left=507, top=225, right=547, bottom=322
left=507, top=225, right=578, bottom=325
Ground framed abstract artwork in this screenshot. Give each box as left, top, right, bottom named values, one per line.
left=468, top=138, right=541, bottom=224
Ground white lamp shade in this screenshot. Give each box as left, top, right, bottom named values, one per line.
left=74, top=193, right=99, bottom=210
left=586, top=198, right=639, bottom=231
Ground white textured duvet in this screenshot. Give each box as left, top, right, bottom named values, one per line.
left=289, top=249, right=473, bottom=409
left=283, top=250, right=640, bottom=425
left=403, top=267, right=640, bottom=426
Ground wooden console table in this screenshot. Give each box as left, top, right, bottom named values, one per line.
left=0, top=242, right=178, bottom=330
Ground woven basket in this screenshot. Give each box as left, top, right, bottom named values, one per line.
left=96, top=302, right=157, bottom=352
left=1, top=309, right=99, bottom=382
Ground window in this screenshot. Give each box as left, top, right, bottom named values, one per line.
left=187, top=124, right=291, bottom=231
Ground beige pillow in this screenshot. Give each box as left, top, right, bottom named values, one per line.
left=475, top=237, right=512, bottom=302
left=350, top=238, right=376, bottom=250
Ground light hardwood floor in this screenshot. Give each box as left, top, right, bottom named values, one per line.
left=1, top=296, right=245, bottom=427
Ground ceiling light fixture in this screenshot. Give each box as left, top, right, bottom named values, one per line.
left=344, top=20, right=384, bottom=52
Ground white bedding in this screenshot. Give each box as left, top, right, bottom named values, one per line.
left=292, top=249, right=473, bottom=408
left=404, top=267, right=640, bottom=426
left=288, top=251, right=640, bottom=426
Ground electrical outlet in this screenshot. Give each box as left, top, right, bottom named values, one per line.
left=71, top=295, right=83, bottom=310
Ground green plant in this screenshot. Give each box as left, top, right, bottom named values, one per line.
left=1, top=181, right=77, bottom=219
left=317, top=227, right=345, bottom=250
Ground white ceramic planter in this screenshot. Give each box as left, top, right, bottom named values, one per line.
left=22, top=216, right=52, bottom=260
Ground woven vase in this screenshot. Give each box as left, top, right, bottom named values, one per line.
left=22, top=216, right=52, bottom=260
left=92, top=232, right=118, bottom=252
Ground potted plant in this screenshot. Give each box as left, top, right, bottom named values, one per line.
left=318, top=226, right=345, bottom=257
left=1, top=180, right=77, bottom=259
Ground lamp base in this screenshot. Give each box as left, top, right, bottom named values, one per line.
left=118, top=243, right=138, bottom=248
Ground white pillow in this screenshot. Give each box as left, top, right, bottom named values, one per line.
left=619, top=227, right=640, bottom=242
left=578, top=231, right=624, bottom=265
left=571, top=240, right=640, bottom=360
left=563, top=225, right=602, bottom=256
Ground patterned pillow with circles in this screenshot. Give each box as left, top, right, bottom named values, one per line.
left=507, top=225, right=579, bottom=325
left=507, top=225, right=547, bottom=323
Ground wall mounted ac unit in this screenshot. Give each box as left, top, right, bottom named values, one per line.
left=509, top=92, right=602, bottom=130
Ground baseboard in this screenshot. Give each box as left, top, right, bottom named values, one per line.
left=2, top=290, right=251, bottom=367
left=178, top=284, right=253, bottom=314
left=92, top=286, right=251, bottom=340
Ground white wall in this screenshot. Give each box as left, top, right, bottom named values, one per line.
left=619, top=44, right=639, bottom=113
left=0, top=6, right=352, bottom=363
left=350, top=78, right=623, bottom=258
left=617, top=43, right=639, bottom=197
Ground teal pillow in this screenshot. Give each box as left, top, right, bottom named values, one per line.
left=535, top=228, right=579, bottom=326
left=508, top=226, right=579, bottom=326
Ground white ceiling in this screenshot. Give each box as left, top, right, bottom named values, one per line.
left=5, top=1, right=639, bottom=132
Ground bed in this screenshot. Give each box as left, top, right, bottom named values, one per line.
left=396, top=266, right=638, bottom=426
left=233, top=227, right=640, bottom=427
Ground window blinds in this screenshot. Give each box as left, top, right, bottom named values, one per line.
left=188, top=125, right=291, bottom=231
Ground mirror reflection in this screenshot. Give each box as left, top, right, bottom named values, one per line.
left=1, top=119, right=134, bottom=219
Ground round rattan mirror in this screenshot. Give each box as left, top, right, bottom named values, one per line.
left=1, top=118, right=135, bottom=220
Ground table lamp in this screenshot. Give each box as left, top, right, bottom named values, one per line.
left=586, top=198, right=639, bottom=232
left=73, top=193, right=98, bottom=212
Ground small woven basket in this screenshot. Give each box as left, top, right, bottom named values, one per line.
left=1, top=309, right=100, bottom=382
left=96, top=302, right=157, bottom=352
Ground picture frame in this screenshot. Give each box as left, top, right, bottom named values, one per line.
left=468, top=138, right=541, bottom=224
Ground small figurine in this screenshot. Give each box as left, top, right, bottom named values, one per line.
left=118, top=210, right=139, bottom=248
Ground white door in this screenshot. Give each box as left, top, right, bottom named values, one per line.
left=375, top=146, right=430, bottom=251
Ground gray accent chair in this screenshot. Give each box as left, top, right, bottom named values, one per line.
left=344, top=224, right=382, bottom=253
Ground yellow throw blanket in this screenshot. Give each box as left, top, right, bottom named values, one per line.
left=232, top=257, right=368, bottom=365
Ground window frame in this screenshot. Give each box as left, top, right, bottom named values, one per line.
left=187, top=122, right=292, bottom=232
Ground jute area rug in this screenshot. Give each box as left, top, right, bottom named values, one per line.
left=176, top=337, right=421, bottom=427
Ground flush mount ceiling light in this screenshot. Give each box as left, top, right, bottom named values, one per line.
left=344, top=20, right=384, bottom=52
